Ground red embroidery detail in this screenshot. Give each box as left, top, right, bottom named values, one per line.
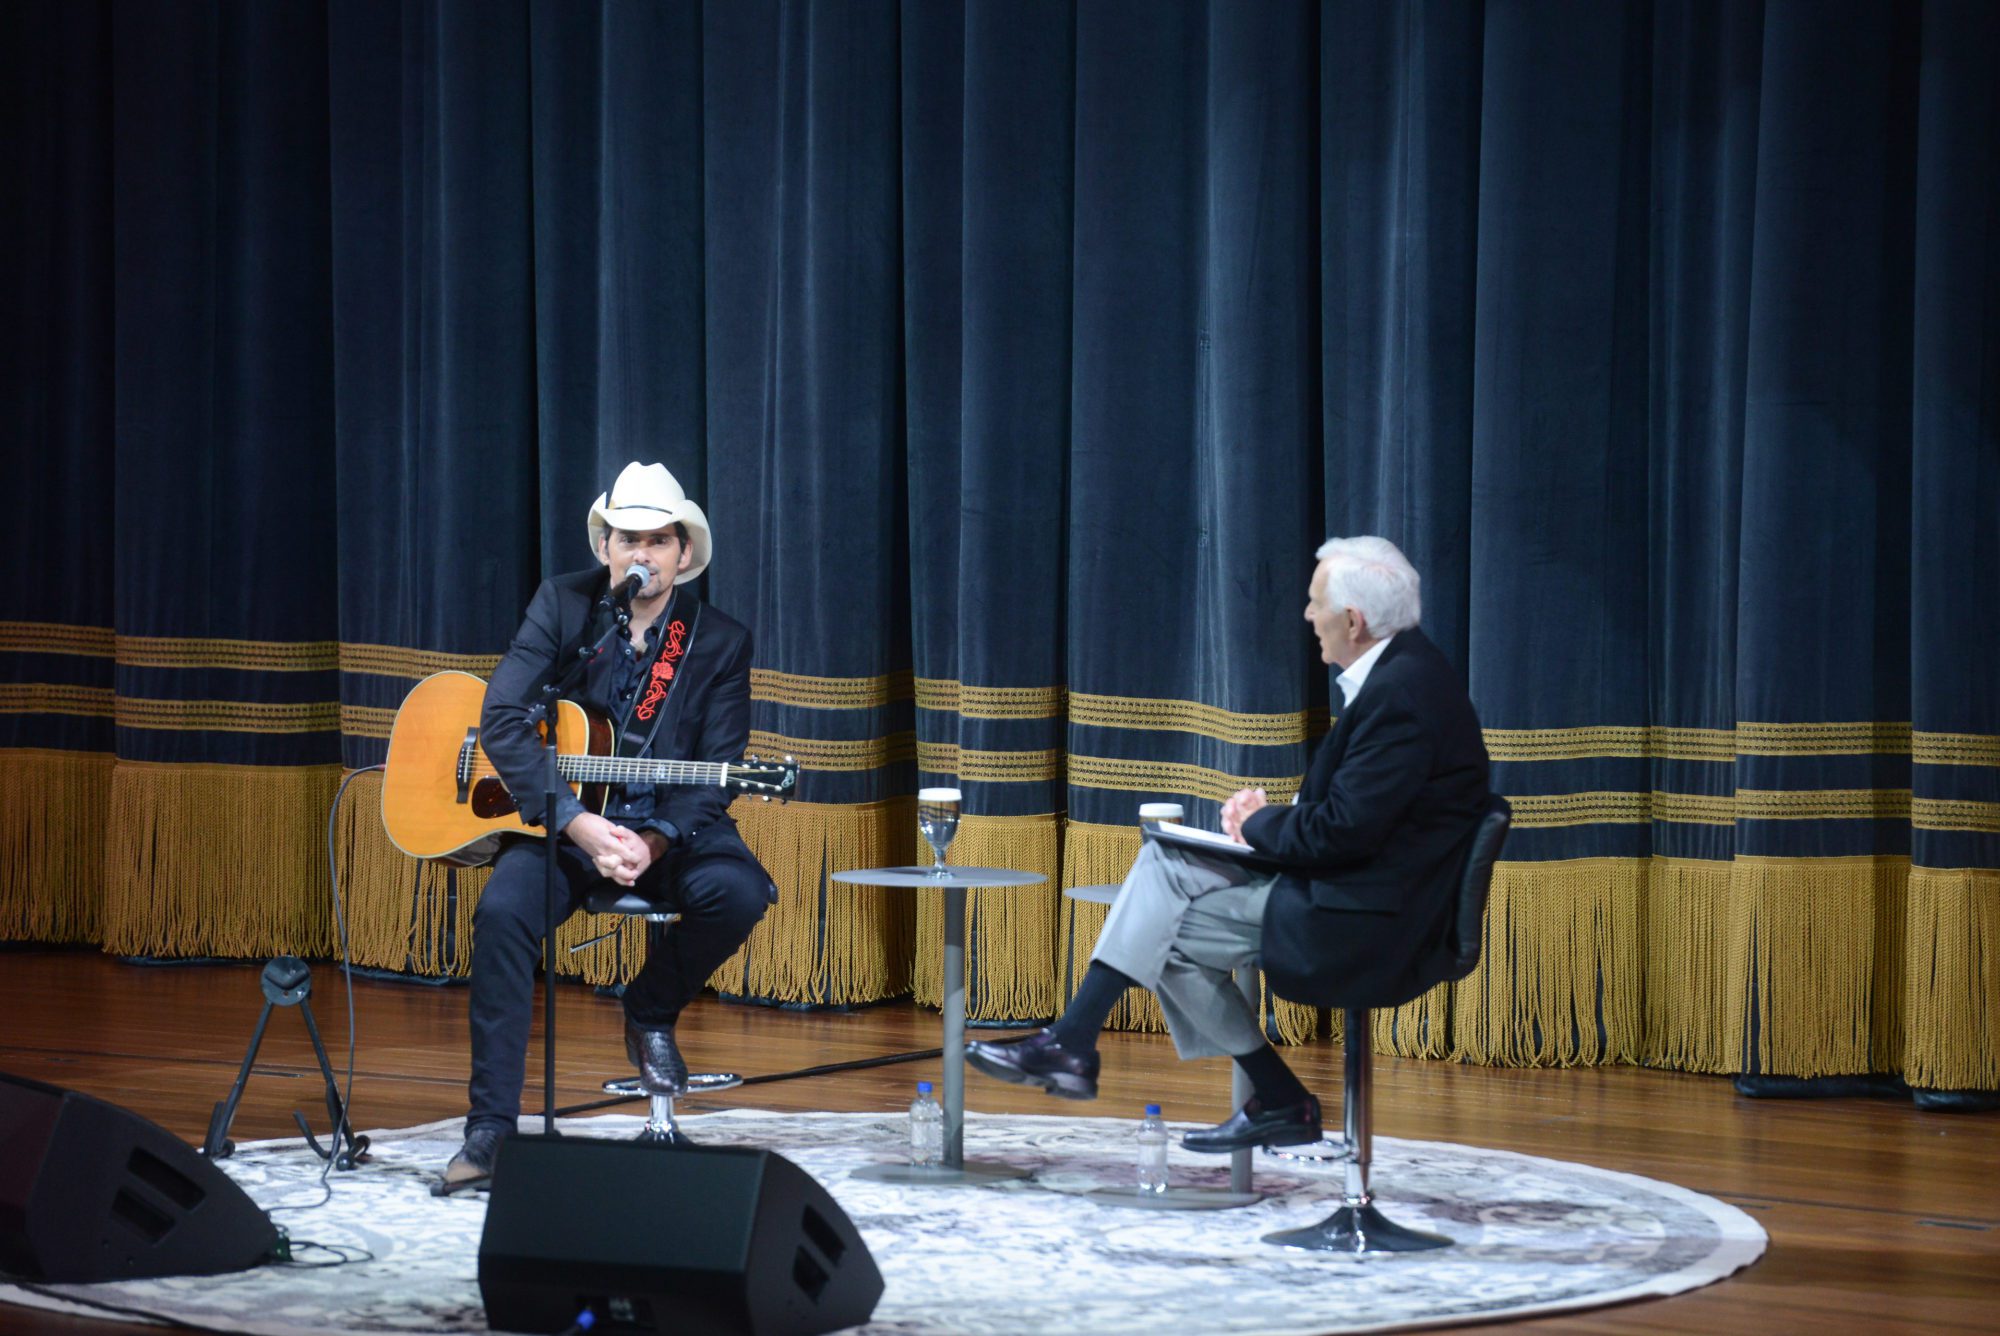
left=633, top=618, right=690, bottom=723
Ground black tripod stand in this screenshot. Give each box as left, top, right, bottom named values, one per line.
left=203, top=956, right=369, bottom=1169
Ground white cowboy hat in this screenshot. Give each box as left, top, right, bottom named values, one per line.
left=586, top=462, right=713, bottom=583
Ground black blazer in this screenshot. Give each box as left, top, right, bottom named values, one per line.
left=1242, top=627, right=1490, bottom=1009
left=478, top=567, right=754, bottom=843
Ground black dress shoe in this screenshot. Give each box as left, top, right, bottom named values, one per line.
left=965, top=1029, right=1100, bottom=1100
left=433, top=1124, right=504, bottom=1197
left=1182, top=1095, right=1322, bottom=1153
left=626, top=1016, right=689, bottom=1096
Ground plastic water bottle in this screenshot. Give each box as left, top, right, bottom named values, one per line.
left=909, top=1082, right=944, bottom=1167
left=1137, top=1103, right=1169, bottom=1194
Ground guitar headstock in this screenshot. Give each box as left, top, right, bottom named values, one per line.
left=729, top=754, right=799, bottom=801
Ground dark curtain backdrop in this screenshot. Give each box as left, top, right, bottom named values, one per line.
left=2, top=0, right=1994, bottom=1087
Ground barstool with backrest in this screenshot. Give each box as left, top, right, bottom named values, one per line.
left=1265, top=794, right=1512, bottom=1254
left=568, top=887, right=743, bottom=1145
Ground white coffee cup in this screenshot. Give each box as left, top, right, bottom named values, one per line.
left=1138, top=802, right=1184, bottom=826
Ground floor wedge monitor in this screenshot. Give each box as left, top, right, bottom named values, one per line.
left=478, top=1135, right=883, bottom=1336
left=0, top=1072, right=278, bottom=1282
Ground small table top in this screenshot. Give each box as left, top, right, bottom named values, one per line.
left=1063, top=883, right=1121, bottom=905
left=828, top=865, right=1047, bottom=890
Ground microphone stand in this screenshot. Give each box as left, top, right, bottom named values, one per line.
left=524, top=574, right=639, bottom=1138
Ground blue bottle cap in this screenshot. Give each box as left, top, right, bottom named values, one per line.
left=1145, top=1103, right=1161, bottom=1116
left=918, top=1081, right=933, bottom=1094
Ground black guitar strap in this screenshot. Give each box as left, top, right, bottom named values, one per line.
left=616, top=599, right=703, bottom=763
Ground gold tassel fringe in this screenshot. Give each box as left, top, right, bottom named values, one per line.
left=1453, top=858, right=1648, bottom=1066
left=714, top=796, right=918, bottom=1005
left=0, top=748, right=113, bottom=943
left=1898, top=866, right=1997, bottom=1090
left=104, top=761, right=340, bottom=960
left=913, top=813, right=1063, bottom=1021
left=333, top=771, right=486, bottom=977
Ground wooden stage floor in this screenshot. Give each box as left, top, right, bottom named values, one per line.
left=1, top=947, right=1993, bottom=1334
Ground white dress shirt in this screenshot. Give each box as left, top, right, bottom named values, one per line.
left=1335, top=633, right=1395, bottom=708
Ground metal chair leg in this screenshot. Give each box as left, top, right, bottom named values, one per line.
left=638, top=1091, right=693, bottom=1146
left=1264, top=1007, right=1452, bottom=1254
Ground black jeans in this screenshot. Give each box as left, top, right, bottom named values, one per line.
left=464, top=825, right=774, bottom=1135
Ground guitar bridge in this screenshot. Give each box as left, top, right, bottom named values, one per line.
left=456, top=729, right=477, bottom=804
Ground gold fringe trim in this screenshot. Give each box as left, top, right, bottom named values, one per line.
left=0, top=748, right=113, bottom=943
left=712, top=797, right=918, bottom=1006
left=912, top=813, right=1063, bottom=1022
left=1898, top=867, right=1997, bottom=1090
left=333, top=771, right=485, bottom=977
left=1452, top=858, right=1648, bottom=1067
left=104, top=761, right=340, bottom=960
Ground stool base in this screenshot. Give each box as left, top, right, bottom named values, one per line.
left=1264, top=1202, right=1452, bottom=1254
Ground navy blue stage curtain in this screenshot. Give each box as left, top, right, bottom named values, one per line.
left=1, top=1, right=1994, bottom=1088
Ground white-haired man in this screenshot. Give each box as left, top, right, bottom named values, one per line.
left=970, top=537, right=1490, bottom=1151
left=439, top=462, right=775, bottom=1193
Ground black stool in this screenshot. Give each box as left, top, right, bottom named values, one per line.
left=1266, top=796, right=1512, bottom=1255
left=570, top=888, right=743, bottom=1145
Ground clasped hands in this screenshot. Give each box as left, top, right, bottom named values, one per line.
left=563, top=811, right=665, bottom=885
left=1219, top=787, right=1269, bottom=844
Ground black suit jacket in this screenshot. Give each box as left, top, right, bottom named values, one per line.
left=478, top=567, right=754, bottom=845
left=1241, top=627, right=1490, bottom=1009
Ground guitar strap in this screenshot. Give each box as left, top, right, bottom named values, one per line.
left=616, top=598, right=702, bottom=764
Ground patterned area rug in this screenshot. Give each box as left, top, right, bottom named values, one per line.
left=2, top=1110, right=1763, bottom=1335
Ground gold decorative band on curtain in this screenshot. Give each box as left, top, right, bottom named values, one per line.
left=1067, top=692, right=1323, bottom=745
left=341, top=703, right=398, bottom=739
left=1913, top=797, right=2000, bottom=834
left=1914, top=732, right=2000, bottom=767
left=1508, top=787, right=1922, bottom=827
left=113, top=697, right=343, bottom=733
left=752, top=667, right=913, bottom=709
left=1069, top=755, right=1303, bottom=803
left=915, top=741, right=1062, bottom=783
left=915, top=678, right=1065, bottom=718
left=116, top=636, right=337, bottom=671
left=746, top=730, right=916, bottom=771
left=0, top=683, right=113, bottom=716
left=0, top=621, right=114, bottom=656
left=1484, top=721, right=1919, bottom=762
left=338, top=642, right=499, bottom=679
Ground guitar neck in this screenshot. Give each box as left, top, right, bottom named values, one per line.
left=558, top=755, right=732, bottom=787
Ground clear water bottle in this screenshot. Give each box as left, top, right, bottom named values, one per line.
left=1137, top=1103, right=1169, bottom=1194
left=909, top=1081, right=944, bottom=1167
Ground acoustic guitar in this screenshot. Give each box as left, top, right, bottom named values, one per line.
left=380, top=670, right=797, bottom=866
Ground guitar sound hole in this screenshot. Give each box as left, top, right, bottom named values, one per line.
left=470, top=778, right=519, bottom=819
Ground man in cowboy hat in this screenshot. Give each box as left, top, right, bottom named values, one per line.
left=438, top=461, right=775, bottom=1194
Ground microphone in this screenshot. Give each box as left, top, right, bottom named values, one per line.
left=614, top=564, right=654, bottom=600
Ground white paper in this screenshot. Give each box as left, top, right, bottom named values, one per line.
left=1149, top=820, right=1250, bottom=851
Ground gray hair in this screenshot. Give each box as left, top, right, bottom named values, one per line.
left=1314, top=536, right=1422, bottom=635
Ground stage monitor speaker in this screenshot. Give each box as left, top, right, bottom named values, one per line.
left=0, top=1071, right=278, bottom=1282
left=478, top=1135, right=883, bottom=1336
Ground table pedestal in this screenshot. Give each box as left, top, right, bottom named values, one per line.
left=834, top=865, right=1045, bottom=1187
